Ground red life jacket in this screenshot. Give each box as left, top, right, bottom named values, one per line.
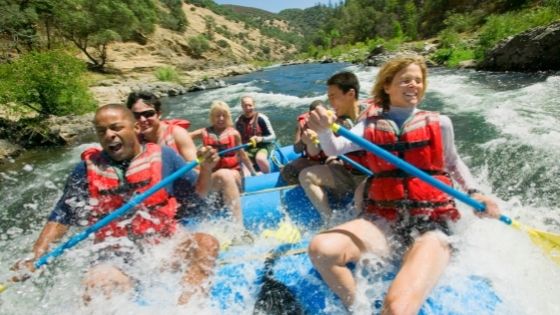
left=363, top=107, right=460, bottom=222
left=236, top=113, right=262, bottom=144
left=202, top=126, right=240, bottom=170
left=297, top=112, right=327, bottom=162
left=160, top=119, right=191, bottom=153
left=81, top=143, right=178, bottom=242
left=357, top=98, right=378, bottom=122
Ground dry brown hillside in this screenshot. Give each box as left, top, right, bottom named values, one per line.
left=105, top=3, right=297, bottom=76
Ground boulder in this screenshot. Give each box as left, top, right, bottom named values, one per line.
left=0, top=139, right=23, bottom=164
left=187, top=78, right=227, bottom=92
left=479, top=21, right=560, bottom=72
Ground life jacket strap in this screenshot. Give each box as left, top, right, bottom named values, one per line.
left=376, top=140, right=430, bottom=152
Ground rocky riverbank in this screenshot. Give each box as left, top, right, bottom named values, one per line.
left=0, top=63, right=260, bottom=164
left=90, top=63, right=260, bottom=105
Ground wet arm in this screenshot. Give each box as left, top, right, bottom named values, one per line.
left=317, top=121, right=363, bottom=156
left=173, top=127, right=197, bottom=162
left=236, top=133, right=257, bottom=175
left=293, top=125, right=305, bottom=153
left=32, top=162, right=88, bottom=265
left=32, top=222, right=69, bottom=261
left=440, top=115, right=478, bottom=191
left=189, top=128, right=204, bottom=142
left=195, top=147, right=219, bottom=197
left=301, top=129, right=322, bottom=157
left=259, top=115, right=276, bottom=143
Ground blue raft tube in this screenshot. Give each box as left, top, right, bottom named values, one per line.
left=188, top=144, right=503, bottom=314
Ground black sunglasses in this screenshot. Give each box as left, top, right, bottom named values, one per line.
left=133, top=110, right=157, bottom=119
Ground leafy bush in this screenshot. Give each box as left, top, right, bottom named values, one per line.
left=438, top=29, right=460, bottom=49
left=431, top=48, right=452, bottom=64
left=0, top=51, right=96, bottom=116
left=188, top=35, right=210, bottom=58
left=217, top=39, right=230, bottom=48
left=155, top=66, right=180, bottom=82
left=447, top=48, right=475, bottom=67
left=476, top=7, right=560, bottom=59
left=432, top=47, right=475, bottom=67
left=443, top=11, right=485, bottom=33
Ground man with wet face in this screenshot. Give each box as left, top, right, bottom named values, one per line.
left=18, top=104, right=220, bottom=305
left=234, top=95, right=276, bottom=175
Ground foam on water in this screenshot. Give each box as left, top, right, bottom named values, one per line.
left=1, top=64, right=560, bottom=314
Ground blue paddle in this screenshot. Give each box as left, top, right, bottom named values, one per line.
left=331, top=123, right=560, bottom=264
left=0, top=144, right=252, bottom=293
left=34, top=158, right=202, bottom=268
left=34, top=143, right=251, bottom=268
left=337, top=154, right=373, bottom=177
left=331, top=123, right=508, bottom=222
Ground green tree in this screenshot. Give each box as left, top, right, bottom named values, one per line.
left=158, top=0, right=188, bottom=32
left=0, top=0, right=45, bottom=52
left=51, top=0, right=157, bottom=71
left=403, top=0, right=419, bottom=40
left=0, top=51, right=96, bottom=116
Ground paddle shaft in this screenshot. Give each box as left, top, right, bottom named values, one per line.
left=311, top=135, right=373, bottom=177
left=218, top=143, right=251, bottom=156
left=331, top=124, right=512, bottom=225
left=34, top=158, right=201, bottom=268
left=35, top=143, right=251, bottom=269
left=337, top=154, right=373, bottom=177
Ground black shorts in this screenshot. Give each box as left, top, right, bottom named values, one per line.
left=363, top=213, right=454, bottom=258
left=391, top=215, right=452, bottom=248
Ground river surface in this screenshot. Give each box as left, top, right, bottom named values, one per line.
left=1, top=63, right=560, bottom=314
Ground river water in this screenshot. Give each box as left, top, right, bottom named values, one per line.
left=0, top=63, right=559, bottom=314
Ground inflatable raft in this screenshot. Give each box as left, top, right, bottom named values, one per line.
left=197, top=145, right=503, bottom=314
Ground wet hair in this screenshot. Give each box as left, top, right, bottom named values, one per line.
left=327, top=71, right=360, bottom=100
left=372, top=55, right=428, bottom=111
left=95, top=103, right=136, bottom=124
left=209, top=100, right=233, bottom=127
left=126, top=91, right=162, bottom=112
left=309, top=99, right=324, bottom=111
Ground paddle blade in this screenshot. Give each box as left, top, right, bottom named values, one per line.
left=512, top=220, right=560, bottom=265
left=527, top=228, right=560, bottom=265
left=261, top=222, right=302, bottom=244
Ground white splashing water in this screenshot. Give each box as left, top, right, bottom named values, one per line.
left=1, top=65, right=560, bottom=314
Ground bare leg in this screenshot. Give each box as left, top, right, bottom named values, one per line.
left=255, top=150, right=270, bottom=174
left=382, top=232, right=451, bottom=315
left=177, top=232, right=219, bottom=305
left=280, top=157, right=320, bottom=185
left=308, top=218, right=389, bottom=308
left=82, top=263, right=133, bottom=304
left=211, top=169, right=242, bottom=223
left=299, top=165, right=336, bottom=219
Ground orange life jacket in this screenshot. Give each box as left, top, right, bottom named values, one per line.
left=363, top=107, right=459, bottom=222
left=236, top=113, right=262, bottom=144
left=160, top=119, right=191, bottom=153
left=81, top=143, right=178, bottom=242
left=202, top=126, right=240, bottom=170
left=357, top=98, right=378, bottom=122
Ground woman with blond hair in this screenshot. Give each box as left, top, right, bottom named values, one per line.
left=306, top=55, right=501, bottom=314
left=191, top=101, right=256, bottom=223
